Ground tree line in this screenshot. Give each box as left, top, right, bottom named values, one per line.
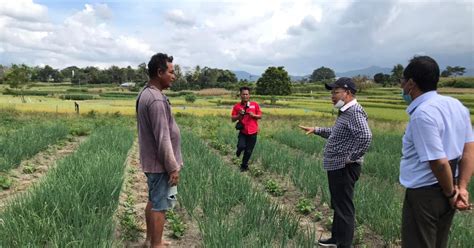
left=0, top=63, right=240, bottom=90
left=0, top=62, right=468, bottom=96
left=0, top=63, right=149, bottom=86
left=170, top=65, right=238, bottom=91
left=373, top=65, right=466, bottom=86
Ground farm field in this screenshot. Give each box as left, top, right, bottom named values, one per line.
left=0, top=84, right=473, bottom=247
left=1, top=83, right=473, bottom=122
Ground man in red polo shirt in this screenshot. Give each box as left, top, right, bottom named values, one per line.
left=231, top=86, right=262, bottom=171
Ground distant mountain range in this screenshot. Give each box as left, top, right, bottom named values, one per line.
left=233, top=66, right=393, bottom=82
left=335, top=66, right=392, bottom=78
left=232, top=71, right=261, bottom=81
left=232, top=65, right=474, bottom=81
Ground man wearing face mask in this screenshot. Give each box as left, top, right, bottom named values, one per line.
left=399, top=56, right=473, bottom=248
left=299, top=77, right=372, bottom=248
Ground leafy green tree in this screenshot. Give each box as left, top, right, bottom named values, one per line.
left=125, top=66, right=135, bottom=82
left=174, top=64, right=184, bottom=79
left=96, top=70, right=112, bottom=84
left=108, top=65, right=125, bottom=84
left=391, top=64, right=404, bottom=82
left=441, top=68, right=451, bottom=77
left=70, top=69, right=87, bottom=85
left=310, top=66, right=336, bottom=82
left=51, top=70, right=64, bottom=82
left=441, top=66, right=466, bottom=77
left=373, top=73, right=391, bottom=86
left=184, top=65, right=201, bottom=87
left=61, top=66, right=80, bottom=82
left=192, top=65, right=201, bottom=83
left=198, top=67, right=219, bottom=86
left=217, top=70, right=238, bottom=83
left=451, top=66, right=465, bottom=77
left=184, top=71, right=198, bottom=89
left=82, top=66, right=101, bottom=84
left=171, top=64, right=188, bottom=91
left=256, top=66, right=291, bottom=95
left=136, top=63, right=148, bottom=86
left=30, top=66, right=41, bottom=82
left=0, top=65, right=6, bottom=84
left=37, top=65, right=56, bottom=82
left=184, top=94, right=197, bottom=103
left=5, top=64, right=30, bottom=88
left=196, top=67, right=238, bottom=88
left=352, top=75, right=371, bottom=93
left=5, top=64, right=31, bottom=102
left=178, top=65, right=238, bottom=90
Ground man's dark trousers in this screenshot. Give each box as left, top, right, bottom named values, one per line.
left=402, top=186, right=455, bottom=248
left=236, top=132, right=257, bottom=170
left=327, top=163, right=361, bottom=248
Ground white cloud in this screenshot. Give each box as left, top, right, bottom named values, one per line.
left=0, top=0, right=48, bottom=22
left=166, top=9, right=195, bottom=27
left=0, top=0, right=472, bottom=75
left=0, top=1, right=153, bottom=68
left=287, top=15, right=320, bottom=36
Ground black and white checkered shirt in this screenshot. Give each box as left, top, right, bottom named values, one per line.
left=315, top=100, right=372, bottom=171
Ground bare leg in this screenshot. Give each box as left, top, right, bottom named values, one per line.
left=150, top=210, right=170, bottom=247
left=145, top=202, right=171, bottom=247
left=144, top=201, right=153, bottom=247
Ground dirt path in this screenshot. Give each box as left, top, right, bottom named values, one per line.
left=116, top=140, right=202, bottom=248
left=207, top=137, right=389, bottom=248
left=0, top=136, right=86, bottom=211
left=265, top=138, right=396, bottom=247
left=116, top=136, right=390, bottom=247
left=206, top=141, right=332, bottom=243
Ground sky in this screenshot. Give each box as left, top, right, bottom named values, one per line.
left=0, top=0, right=473, bottom=75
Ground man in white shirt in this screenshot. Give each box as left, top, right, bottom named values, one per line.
left=400, top=55, right=474, bottom=248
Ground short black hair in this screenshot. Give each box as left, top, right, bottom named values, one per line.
left=148, top=53, right=173, bottom=79
left=239, top=86, right=250, bottom=93
left=403, top=55, right=439, bottom=92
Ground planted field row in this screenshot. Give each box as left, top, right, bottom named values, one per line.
left=269, top=126, right=473, bottom=247
left=0, top=136, right=85, bottom=208
left=184, top=118, right=398, bottom=245
left=0, top=125, right=134, bottom=247
left=182, top=116, right=472, bottom=246
left=270, top=129, right=403, bottom=183
left=0, top=123, right=69, bottom=171
left=179, top=130, right=318, bottom=247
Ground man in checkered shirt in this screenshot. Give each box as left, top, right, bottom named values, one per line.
left=300, top=77, right=372, bottom=248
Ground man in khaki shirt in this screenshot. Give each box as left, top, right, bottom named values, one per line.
left=136, top=53, right=182, bottom=248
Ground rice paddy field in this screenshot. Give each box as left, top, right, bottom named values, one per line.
left=0, top=83, right=473, bottom=247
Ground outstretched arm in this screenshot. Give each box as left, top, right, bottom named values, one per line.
left=299, top=125, right=332, bottom=138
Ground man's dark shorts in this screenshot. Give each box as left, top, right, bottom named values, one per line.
left=145, top=173, right=176, bottom=211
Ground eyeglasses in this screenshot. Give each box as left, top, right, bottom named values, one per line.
left=331, top=90, right=346, bottom=95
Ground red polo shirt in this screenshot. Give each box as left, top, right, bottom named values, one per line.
left=232, top=101, right=261, bottom=135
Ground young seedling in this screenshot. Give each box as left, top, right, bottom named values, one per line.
left=296, top=198, right=315, bottom=215
left=0, top=174, right=12, bottom=190
left=264, top=179, right=285, bottom=196
left=166, top=210, right=187, bottom=239
left=313, top=211, right=323, bottom=221
left=22, top=163, right=37, bottom=174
